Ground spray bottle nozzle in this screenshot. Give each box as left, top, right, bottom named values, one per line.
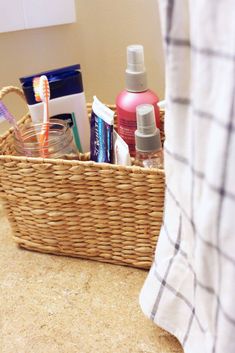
left=126, top=45, right=145, bottom=73
left=135, top=104, right=162, bottom=152
left=125, top=44, right=147, bottom=92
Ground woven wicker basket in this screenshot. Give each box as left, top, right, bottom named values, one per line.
left=0, top=86, right=165, bottom=269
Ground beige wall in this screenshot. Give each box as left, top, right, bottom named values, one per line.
left=0, top=0, right=165, bottom=130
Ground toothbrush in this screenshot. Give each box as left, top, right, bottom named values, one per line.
left=0, top=101, right=23, bottom=142
left=33, top=75, right=50, bottom=156
left=32, top=76, right=41, bottom=102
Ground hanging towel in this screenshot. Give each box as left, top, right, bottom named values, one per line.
left=139, top=1, right=235, bottom=353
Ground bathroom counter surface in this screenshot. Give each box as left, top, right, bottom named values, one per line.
left=0, top=204, right=182, bottom=353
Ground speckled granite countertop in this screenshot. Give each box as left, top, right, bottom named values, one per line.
left=0, top=204, right=182, bottom=353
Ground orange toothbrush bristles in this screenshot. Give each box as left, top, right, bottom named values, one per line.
left=39, top=75, right=50, bottom=103
left=33, top=77, right=41, bottom=102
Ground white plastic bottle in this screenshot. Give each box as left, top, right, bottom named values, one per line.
left=20, top=64, right=90, bottom=153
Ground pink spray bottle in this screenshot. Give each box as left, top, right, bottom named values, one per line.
left=116, top=44, right=160, bottom=157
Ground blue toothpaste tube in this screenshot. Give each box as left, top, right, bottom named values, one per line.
left=90, top=96, right=114, bottom=163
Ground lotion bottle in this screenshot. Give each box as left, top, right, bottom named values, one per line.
left=116, top=45, right=160, bottom=156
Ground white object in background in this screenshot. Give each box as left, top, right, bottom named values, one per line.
left=0, top=0, right=76, bottom=33
left=23, top=0, right=76, bottom=29
left=0, top=0, right=25, bottom=33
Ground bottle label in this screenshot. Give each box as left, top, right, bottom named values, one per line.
left=118, top=116, right=137, bottom=155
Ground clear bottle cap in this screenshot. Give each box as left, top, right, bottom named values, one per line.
left=125, top=45, right=147, bottom=92
left=127, top=45, right=145, bottom=73
left=135, top=104, right=162, bottom=152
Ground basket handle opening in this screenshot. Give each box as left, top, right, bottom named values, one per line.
left=0, top=86, right=29, bottom=137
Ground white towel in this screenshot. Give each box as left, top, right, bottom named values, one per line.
left=139, top=1, right=235, bottom=352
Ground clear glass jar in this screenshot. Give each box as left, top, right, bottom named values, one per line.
left=14, top=119, right=78, bottom=158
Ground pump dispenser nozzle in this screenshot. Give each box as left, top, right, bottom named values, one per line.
left=125, top=45, right=147, bottom=92
left=134, top=104, right=163, bottom=168
left=127, top=45, right=145, bottom=73
left=135, top=104, right=161, bottom=153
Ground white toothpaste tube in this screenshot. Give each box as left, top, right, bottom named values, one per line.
left=113, top=130, right=131, bottom=166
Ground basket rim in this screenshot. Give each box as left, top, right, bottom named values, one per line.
left=0, top=152, right=165, bottom=175
left=0, top=90, right=165, bottom=175
left=0, top=114, right=164, bottom=175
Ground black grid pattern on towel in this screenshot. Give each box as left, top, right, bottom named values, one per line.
left=149, top=1, right=235, bottom=352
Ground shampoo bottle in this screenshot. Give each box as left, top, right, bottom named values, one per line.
left=116, top=45, right=160, bottom=156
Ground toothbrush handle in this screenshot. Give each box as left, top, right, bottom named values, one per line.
left=43, top=100, right=49, bottom=124
left=40, top=99, right=49, bottom=157
left=40, top=123, right=49, bottom=158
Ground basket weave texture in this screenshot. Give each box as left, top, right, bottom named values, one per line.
left=0, top=86, right=165, bottom=269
